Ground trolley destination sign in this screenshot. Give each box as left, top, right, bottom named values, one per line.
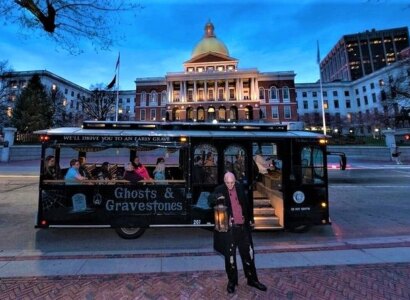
left=60, top=135, right=174, bottom=143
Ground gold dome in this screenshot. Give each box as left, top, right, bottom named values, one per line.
left=191, top=22, right=229, bottom=58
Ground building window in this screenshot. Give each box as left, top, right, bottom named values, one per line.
left=303, top=100, right=308, bottom=109
left=323, top=100, right=328, bottom=109
left=71, top=91, right=74, bottom=97
left=188, top=89, right=193, bottom=101
left=229, top=88, right=235, bottom=100
left=259, top=88, right=265, bottom=99
left=208, top=89, right=214, bottom=100
left=313, top=100, right=319, bottom=109
left=370, top=82, right=375, bottom=89
left=218, top=88, right=224, bottom=100
left=65, top=88, right=68, bottom=94
left=161, top=91, right=167, bottom=105
left=284, top=106, right=291, bottom=119
left=269, top=86, right=278, bottom=101
left=150, top=91, right=157, bottom=105
left=302, top=91, right=307, bottom=97
left=371, top=93, right=376, bottom=103
left=362, top=86, right=366, bottom=92
left=282, top=86, right=290, bottom=101
left=334, top=100, right=339, bottom=109
left=141, top=92, right=146, bottom=106
left=344, top=90, right=350, bottom=96
left=140, top=109, right=146, bottom=121
left=126, top=98, right=130, bottom=103
left=356, top=98, right=361, bottom=107
left=322, top=91, right=327, bottom=97
left=259, top=106, right=266, bottom=119
left=364, top=95, right=368, bottom=105
left=312, top=91, right=317, bottom=97
left=355, top=88, right=359, bottom=95
left=332, top=91, right=338, bottom=97
left=346, top=99, right=351, bottom=109
left=150, top=109, right=156, bottom=120
left=271, top=106, right=279, bottom=119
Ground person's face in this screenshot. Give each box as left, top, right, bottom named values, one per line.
left=73, top=162, right=80, bottom=169
left=134, top=157, right=140, bottom=164
left=224, top=176, right=235, bottom=190
left=48, top=158, right=55, bottom=167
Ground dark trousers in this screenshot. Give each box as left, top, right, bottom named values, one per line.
left=224, top=225, right=258, bottom=283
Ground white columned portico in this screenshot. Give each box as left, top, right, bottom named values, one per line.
left=225, top=80, right=228, bottom=100
left=204, top=80, right=207, bottom=101
left=214, top=81, right=218, bottom=100
left=194, top=80, right=197, bottom=102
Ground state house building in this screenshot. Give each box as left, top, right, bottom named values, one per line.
left=135, top=22, right=298, bottom=124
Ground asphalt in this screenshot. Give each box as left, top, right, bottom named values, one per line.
left=1, top=159, right=410, bottom=299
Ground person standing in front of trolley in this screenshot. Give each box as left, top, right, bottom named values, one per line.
left=209, top=172, right=267, bottom=294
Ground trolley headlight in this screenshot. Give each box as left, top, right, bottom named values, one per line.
left=293, top=191, right=305, bottom=204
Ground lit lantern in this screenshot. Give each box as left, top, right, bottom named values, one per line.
left=214, top=197, right=228, bottom=232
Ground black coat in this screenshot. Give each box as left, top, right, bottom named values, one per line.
left=209, top=182, right=253, bottom=227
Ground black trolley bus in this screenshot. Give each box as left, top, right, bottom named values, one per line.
left=35, top=121, right=345, bottom=239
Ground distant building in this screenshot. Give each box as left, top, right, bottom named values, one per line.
left=297, top=57, right=410, bottom=136
left=117, top=90, right=136, bottom=121
left=135, top=21, right=298, bottom=124
left=320, top=27, right=409, bottom=82
left=0, top=70, right=90, bottom=126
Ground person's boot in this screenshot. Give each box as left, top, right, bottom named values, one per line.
left=227, top=281, right=236, bottom=293
left=247, top=279, right=267, bottom=291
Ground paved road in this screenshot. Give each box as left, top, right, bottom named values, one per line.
left=1, top=160, right=410, bottom=299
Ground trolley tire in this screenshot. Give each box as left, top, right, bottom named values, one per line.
left=115, top=227, right=146, bottom=239
left=288, top=224, right=311, bottom=233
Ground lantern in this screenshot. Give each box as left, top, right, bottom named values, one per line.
left=214, top=197, right=229, bottom=232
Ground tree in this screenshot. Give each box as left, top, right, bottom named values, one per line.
left=81, top=85, right=116, bottom=121
left=379, top=58, right=410, bottom=127
left=49, top=85, right=68, bottom=127
left=11, top=74, right=53, bottom=132
left=1, top=1, right=142, bottom=54
left=0, top=60, right=15, bottom=128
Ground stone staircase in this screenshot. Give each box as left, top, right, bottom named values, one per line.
left=253, top=190, right=281, bottom=229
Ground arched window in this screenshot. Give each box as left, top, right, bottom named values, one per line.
left=229, top=106, right=238, bottom=121
left=161, top=91, right=167, bottom=105
left=245, top=105, right=253, bottom=120
left=207, top=106, right=216, bottom=122
left=282, top=86, right=290, bottom=101
left=269, top=87, right=278, bottom=101
left=186, top=107, right=194, bottom=121
left=140, top=91, right=146, bottom=107
left=259, top=87, right=265, bottom=100
left=197, top=107, right=205, bottom=121
left=218, top=106, right=226, bottom=120
left=172, top=107, right=179, bottom=121
left=150, top=91, right=157, bottom=105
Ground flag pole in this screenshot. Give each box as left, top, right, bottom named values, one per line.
left=317, top=41, right=327, bottom=135
left=115, top=53, right=120, bottom=122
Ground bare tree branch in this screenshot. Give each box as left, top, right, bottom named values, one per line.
left=2, top=0, right=143, bottom=54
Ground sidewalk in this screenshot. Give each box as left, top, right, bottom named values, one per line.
left=1, top=237, right=410, bottom=299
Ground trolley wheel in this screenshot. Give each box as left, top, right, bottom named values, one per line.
left=115, top=227, right=146, bottom=239
left=288, top=224, right=311, bottom=233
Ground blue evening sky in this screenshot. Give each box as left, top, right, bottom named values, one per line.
left=1, top=0, right=409, bottom=90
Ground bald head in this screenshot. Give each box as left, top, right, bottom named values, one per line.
left=224, top=172, right=236, bottom=190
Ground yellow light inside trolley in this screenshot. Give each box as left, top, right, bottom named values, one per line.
left=319, top=139, right=327, bottom=144
left=180, top=136, right=187, bottom=143
left=321, top=202, right=327, bottom=208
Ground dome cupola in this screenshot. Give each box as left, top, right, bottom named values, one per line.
left=191, top=21, right=229, bottom=58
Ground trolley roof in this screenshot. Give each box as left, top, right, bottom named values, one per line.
left=35, top=121, right=326, bottom=140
